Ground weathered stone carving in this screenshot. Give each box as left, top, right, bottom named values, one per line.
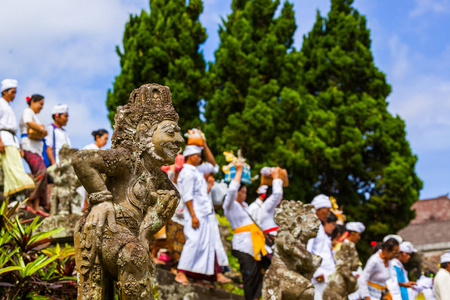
left=48, top=144, right=82, bottom=216
left=73, top=84, right=183, bottom=300
left=322, top=242, right=360, bottom=300
left=262, top=200, right=322, bottom=300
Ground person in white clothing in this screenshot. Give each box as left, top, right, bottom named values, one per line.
left=434, top=252, right=450, bottom=300
left=45, top=104, right=70, bottom=165
left=247, top=185, right=267, bottom=226
left=345, top=221, right=366, bottom=300
left=360, top=238, right=400, bottom=300
left=175, top=143, right=229, bottom=286
left=390, top=241, right=418, bottom=300
left=223, top=161, right=270, bottom=300
left=20, top=94, right=50, bottom=216
left=248, top=171, right=283, bottom=237
left=307, top=194, right=335, bottom=300
left=83, top=129, right=108, bottom=150
left=0, top=79, right=35, bottom=197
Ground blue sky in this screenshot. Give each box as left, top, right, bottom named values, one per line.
left=0, top=0, right=449, bottom=199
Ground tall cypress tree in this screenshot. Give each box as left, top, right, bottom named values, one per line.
left=300, top=0, right=422, bottom=253
left=106, top=0, right=207, bottom=130
left=204, top=0, right=318, bottom=196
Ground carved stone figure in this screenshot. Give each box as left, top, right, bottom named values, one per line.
left=48, top=144, right=82, bottom=216
left=262, top=200, right=322, bottom=300
left=73, top=84, right=184, bottom=300
left=322, top=242, right=360, bottom=300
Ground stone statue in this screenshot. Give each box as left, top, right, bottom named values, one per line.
left=262, top=200, right=322, bottom=300
left=73, top=84, right=184, bottom=300
left=322, top=242, right=360, bottom=300
left=48, top=144, right=82, bottom=216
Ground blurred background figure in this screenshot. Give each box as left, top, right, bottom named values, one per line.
left=20, top=94, right=49, bottom=216
left=0, top=79, right=35, bottom=199
left=83, top=129, right=108, bottom=150
left=45, top=104, right=70, bottom=165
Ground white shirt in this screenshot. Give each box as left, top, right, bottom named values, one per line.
left=434, top=268, right=450, bottom=300
left=45, top=124, right=71, bottom=164
left=0, top=97, right=19, bottom=148
left=258, top=179, right=283, bottom=233
left=177, top=163, right=214, bottom=219
left=20, top=108, right=43, bottom=155
left=223, top=180, right=255, bottom=258
left=248, top=198, right=263, bottom=225
left=307, top=224, right=335, bottom=283
left=360, top=251, right=395, bottom=298
left=82, top=143, right=99, bottom=150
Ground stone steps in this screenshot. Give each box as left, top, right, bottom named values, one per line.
left=154, top=267, right=244, bottom=300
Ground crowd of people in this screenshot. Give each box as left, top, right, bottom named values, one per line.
left=154, top=132, right=449, bottom=300
left=0, top=78, right=108, bottom=215
left=1, top=78, right=449, bottom=299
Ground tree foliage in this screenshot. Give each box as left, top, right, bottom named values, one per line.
left=106, top=0, right=207, bottom=130
left=298, top=0, right=422, bottom=254
left=205, top=0, right=422, bottom=257
left=204, top=0, right=315, bottom=196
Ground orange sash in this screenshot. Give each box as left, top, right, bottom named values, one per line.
left=234, top=223, right=267, bottom=261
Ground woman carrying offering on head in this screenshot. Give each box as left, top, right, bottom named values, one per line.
left=223, top=161, right=272, bottom=300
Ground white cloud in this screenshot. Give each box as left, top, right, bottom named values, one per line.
left=388, top=35, right=411, bottom=81
left=0, top=0, right=148, bottom=149
left=410, top=0, right=450, bottom=17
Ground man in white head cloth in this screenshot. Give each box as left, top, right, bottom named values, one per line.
left=175, top=141, right=230, bottom=285
left=0, top=79, right=35, bottom=197
left=45, top=104, right=70, bottom=165
left=345, top=222, right=366, bottom=300
left=389, top=241, right=420, bottom=300
left=434, top=251, right=450, bottom=300
left=307, top=194, right=335, bottom=300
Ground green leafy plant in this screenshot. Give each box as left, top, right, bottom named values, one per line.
left=0, top=198, right=77, bottom=299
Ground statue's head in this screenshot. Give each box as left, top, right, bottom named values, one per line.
left=112, top=84, right=184, bottom=166
left=275, top=200, right=321, bottom=242
left=335, top=242, right=360, bottom=271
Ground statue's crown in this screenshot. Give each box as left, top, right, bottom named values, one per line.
left=128, top=83, right=179, bottom=124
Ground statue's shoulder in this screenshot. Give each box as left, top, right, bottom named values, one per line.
left=102, top=148, right=134, bottom=172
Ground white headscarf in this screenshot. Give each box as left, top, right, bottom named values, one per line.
left=1, top=79, right=18, bottom=92
left=346, top=222, right=365, bottom=233
left=311, top=194, right=332, bottom=209
left=183, top=145, right=203, bottom=157
left=52, top=104, right=69, bottom=115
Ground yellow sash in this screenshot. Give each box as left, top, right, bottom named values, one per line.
left=367, top=281, right=392, bottom=300
left=234, top=223, right=267, bottom=261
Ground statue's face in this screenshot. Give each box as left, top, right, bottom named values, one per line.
left=151, top=120, right=184, bottom=165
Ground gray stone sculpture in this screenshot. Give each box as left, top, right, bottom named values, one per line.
left=322, top=242, right=360, bottom=300
left=48, top=144, right=82, bottom=216
left=73, top=84, right=183, bottom=300
left=262, top=200, right=322, bottom=300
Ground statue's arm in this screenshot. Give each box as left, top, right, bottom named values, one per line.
left=72, top=149, right=110, bottom=194
left=72, top=149, right=119, bottom=235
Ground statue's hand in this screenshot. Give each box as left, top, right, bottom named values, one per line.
left=139, top=190, right=179, bottom=242
left=84, top=200, right=118, bottom=240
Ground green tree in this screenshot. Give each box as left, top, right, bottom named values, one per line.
left=204, top=0, right=319, bottom=198
left=299, top=0, right=422, bottom=255
left=106, top=0, right=207, bottom=130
